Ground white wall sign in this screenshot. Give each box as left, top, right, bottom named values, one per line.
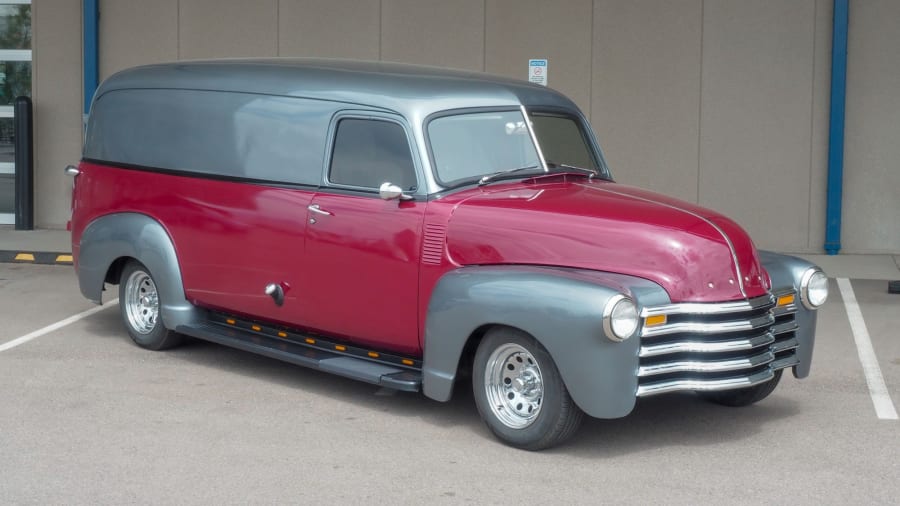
left=528, top=59, right=548, bottom=86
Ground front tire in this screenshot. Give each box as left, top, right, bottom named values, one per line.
left=700, top=369, right=783, bottom=407
left=119, top=260, right=183, bottom=350
left=472, top=327, right=583, bottom=450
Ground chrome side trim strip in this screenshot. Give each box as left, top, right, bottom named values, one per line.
left=582, top=184, right=748, bottom=298
left=636, top=368, right=775, bottom=397
left=702, top=217, right=747, bottom=297
left=639, top=332, right=775, bottom=358
left=638, top=351, right=774, bottom=377
left=641, top=314, right=775, bottom=338
left=641, top=294, right=774, bottom=318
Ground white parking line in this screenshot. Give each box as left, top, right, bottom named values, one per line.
left=837, top=278, right=898, bottom=420
left=0, top=299, right=119, bottom=353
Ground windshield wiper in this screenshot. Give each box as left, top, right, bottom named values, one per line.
left=545, top=161, right=599, bottom=179
left=478, top=164, right=543, bottom=186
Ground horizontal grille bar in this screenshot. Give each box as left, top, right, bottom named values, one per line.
left=772, top=321, right=798, bottom=336
left=636, top=368, right=775, bottom=397
left=641, top=293, right=775, bottom=318
left=639, top=331, right=774, bottom=358
left=638, top=350, right=774, bottom=377
left=771, top=336, right=799, bottom=353
left=770, top=354, right=800, bottom=370
left=642, top=313, right=775, bottom=338
left=772, top=304, right=798, bottom=317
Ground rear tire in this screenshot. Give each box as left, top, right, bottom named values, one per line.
left=700, top=369, right=783, bottom=407
left=119, top=260, right=183, bottom=350
left=472, top=327, right=583, bottom=450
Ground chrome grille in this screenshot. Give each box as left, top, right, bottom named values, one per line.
left=636, top=291, right=799, bottom=397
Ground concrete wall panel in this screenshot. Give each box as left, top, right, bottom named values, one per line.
left=699, top=0, right=816, bottom=251
left=178, top=0, right=278, bottom=59
left=278, top=0, right=380, bottom=59
left=99, top=0, right=178, bottom=80
left=381, top=0, right=485, bottom=71
left=806, top=0, right=832, bottom=252
left=485, top=0, right=592, bottom=116
left=842, top=0, right=900, bottom=253
left=32, top=0, right=83, bottom=229
left=591, top=0, right=702, bottom=203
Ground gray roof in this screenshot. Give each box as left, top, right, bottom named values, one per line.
left=93, top=58, right=581, bottom=118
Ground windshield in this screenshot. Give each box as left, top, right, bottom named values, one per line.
left=529, top=113, right=599, bottom=171
left=428, top=109, right=602, bottom=187
left=428, top=110, right=541, bottom=186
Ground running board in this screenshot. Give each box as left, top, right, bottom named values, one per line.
left=176, top=322, right=422, bottom=392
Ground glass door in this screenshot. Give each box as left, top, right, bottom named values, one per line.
left=0, top=0, right=31, bottom=225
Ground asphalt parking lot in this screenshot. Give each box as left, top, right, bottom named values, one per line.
left=1, top=263, right=898, bottom=504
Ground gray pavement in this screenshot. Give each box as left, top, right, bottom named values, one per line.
left=0, top=264, right=898, bottom=504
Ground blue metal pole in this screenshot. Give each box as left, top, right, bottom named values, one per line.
left=83, top=0, right=99, bottom=116
left=824, top=0, right=849, bottom=255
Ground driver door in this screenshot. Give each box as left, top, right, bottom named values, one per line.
left=301, top=114, right=426, bottom=355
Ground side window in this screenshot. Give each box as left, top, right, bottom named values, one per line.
left=85, top=90, right=335, bottom=186
left=329, top=118, right=417, bottom=191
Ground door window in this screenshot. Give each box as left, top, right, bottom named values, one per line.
left=328, top=118, right=417, bottom=191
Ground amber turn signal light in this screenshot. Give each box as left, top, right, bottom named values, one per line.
left=776, top=294, right=795, bottom=307
left=644, top=314, right=667, bottom=327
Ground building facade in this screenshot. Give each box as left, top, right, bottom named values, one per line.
left=18, top=0, right=900, bottom=253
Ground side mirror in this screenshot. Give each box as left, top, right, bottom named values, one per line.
left=379, top=182, right=413, bottom=201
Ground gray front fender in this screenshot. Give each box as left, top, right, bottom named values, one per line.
left=759, top=250, right=824, bottom=378
left=78, top=212, right=202, bottom=329
left=423, top=266, right=669, bottom=419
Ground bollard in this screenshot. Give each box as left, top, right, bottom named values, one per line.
left=14, top=95, right=33, bottom=230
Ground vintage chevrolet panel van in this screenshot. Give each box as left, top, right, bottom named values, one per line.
left=71, top=59, right=828, bottom=450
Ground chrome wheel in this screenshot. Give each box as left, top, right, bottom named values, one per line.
left=484, top=343, right=544, bottom=429
left=124, top=269, right=159, bottom=334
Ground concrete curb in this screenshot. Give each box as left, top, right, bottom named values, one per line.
left=0, top=251, right=73, bottom=265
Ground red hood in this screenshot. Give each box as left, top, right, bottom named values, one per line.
left=443, top=178, right=768, bottom=302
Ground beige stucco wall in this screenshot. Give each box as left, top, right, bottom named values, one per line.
left=842, top=0, right=900, bottom=254
left=29, top=0, right=900, bottom=254
left=31, top=0, right=83, bottom=229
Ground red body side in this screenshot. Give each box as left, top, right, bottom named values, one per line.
left=73, top=164, right=767, bottom=357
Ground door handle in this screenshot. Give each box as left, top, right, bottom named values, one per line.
left=307, top=204, right=333, bottom=216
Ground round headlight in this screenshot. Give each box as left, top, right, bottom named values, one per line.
left=801, top=269, right=828, bottom=309
left=603, top=295, right=639, bottom=341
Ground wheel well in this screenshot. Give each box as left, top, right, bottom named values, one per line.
left=104, top=256, right=133, bottom=285
left=454, top=324, right=528, bottom=384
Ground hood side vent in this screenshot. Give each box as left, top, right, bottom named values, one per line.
left=422, top=223, right=447, bottom=265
